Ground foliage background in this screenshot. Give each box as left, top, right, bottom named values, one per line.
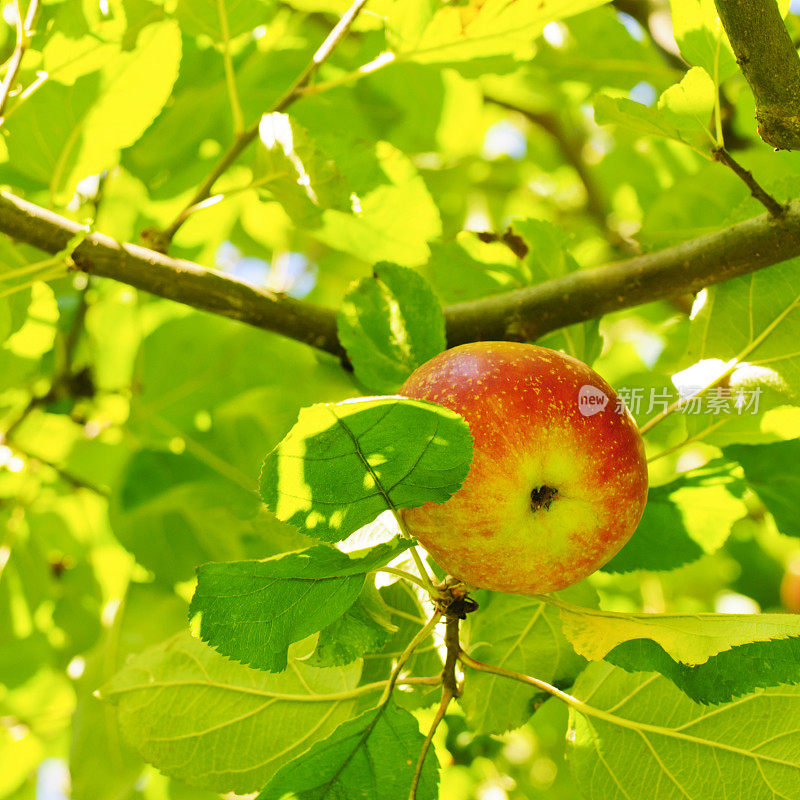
left=2, top=0, right=800, bottom=798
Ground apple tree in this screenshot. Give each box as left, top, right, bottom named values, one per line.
left=2, top=0, right=800, bottom=798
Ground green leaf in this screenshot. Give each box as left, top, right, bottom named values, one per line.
left=460, top=583, right=596, bottom=734
left=725, top=439, right=800, bottom=537
left=109, top=449, right=261, bottom=584
left=392, top=0, right=611, bottom=63
left=594, top=67, right=715, bottom=152
left=101, top=633, right=362, bottom=794
left=669, top=0, right=737, bottom=81
left=190, top=538, right=408, bottom=672
left=0, top=298, right=10, bottom=342
left=568, top=662, right=800, bottom=799
left=311, top=142, right=442, bottom=266
left=4, top=20, right=181, bottom=200
left=175, top=0, right=270, bottom=39
left=688, top=259, right=800, bottom=397
left=603, top=462, right=747, bottom=572
left=259, top=396, right=473, bottom=542
left=606, top=635, right=800, bottom=704
left=529, top=6, right=675, bottom=91
left=311, top=582, right=397, bottom=668
left=554, top=597, right=800, bottom=665
left=257, top=701, right=439, bottom=800
left=419, top=238, right=529, bottom=304
left=337, top=263, right=446, bottom=393
left=257, top=112, right=352, bottom=224
left=506, top=219, right=604, bottom=363
left=594, top=93, right=682, bottom=141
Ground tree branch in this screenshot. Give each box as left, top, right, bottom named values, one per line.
left=443, top=198, right=800, bottom=345
left=0, top=190, right=344, bottom=357
left=714, top=0, right=800, bottom=150
left=4, top=189, right=800, bottom=355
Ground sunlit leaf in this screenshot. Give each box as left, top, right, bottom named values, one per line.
left=259, top=396, right=473, bottom=542
left=569, top=663, right=800, bottom=799
left=102, top=633, right=362, bottom=793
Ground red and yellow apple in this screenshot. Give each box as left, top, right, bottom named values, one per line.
left=400, top=342, right=648, bottom=595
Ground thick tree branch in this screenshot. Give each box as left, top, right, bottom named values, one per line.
left=4, top=190, right=800, bottom=355
left=0, top=191, right=344, bottom=356
left=714, top=0, right=800, bottom=150
left=444, top=199, right=800, bottom=344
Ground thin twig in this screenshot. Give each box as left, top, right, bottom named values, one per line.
left=379, top=611, right=443, bottom=705
left=0, top=0, right=40, bottom=122
left=712, top=147, right=786, bottom=217
left=159, top=0, right=369, bottom=245
left=19, top=446, right=110, bottom=495
left=408, top=601, right=465, bottom=799
left=408, top=687, right=453, bottom=800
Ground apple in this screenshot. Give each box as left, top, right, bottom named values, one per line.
left=400, top=342, right=648, bottom=595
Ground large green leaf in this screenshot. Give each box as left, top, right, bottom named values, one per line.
left=311, top=582, right=396, bottom=668
left=606, top=635, right=800, bottom=704
left=568, top=662, right=800, bottom=799
left=109, top=449, right=261, bottom=584
left=101, top=633, right=362, bottom=794
left=190, top=538, right=408, bottom=671
left=669, top=0, right=737, bottom=81
left=259, top=396, right=473, bottom=542
left=460, top=583, right=596, bottom=734
left=337, top=263, right=446, bottom=393
left=257, top=701, right=439, bottom=800
left=308, top=141, right=442, bottom=266
left=594, top=67, right=716, bottom=153
left=553, top=596, right=800, bottom=665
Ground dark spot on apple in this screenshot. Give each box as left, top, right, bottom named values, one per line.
left=530, top=485, right=558, bottom=512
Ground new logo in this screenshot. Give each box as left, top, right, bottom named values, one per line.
left=578, top=384, right=608, bottom=417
